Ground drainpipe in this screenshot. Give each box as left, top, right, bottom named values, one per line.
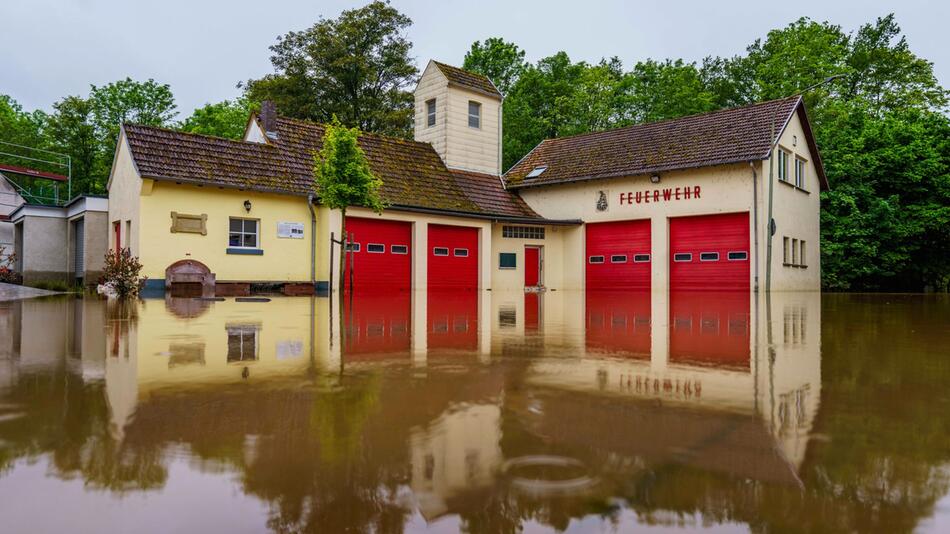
left=307, top=194, right=316, bottom=287
left=749, top=162, right=759, bottom=293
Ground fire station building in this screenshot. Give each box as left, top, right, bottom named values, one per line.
left=107, top=60, right=824, bottom=295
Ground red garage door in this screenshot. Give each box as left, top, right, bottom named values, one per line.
left=344, top=217, right=411, bottom=292
left=669, top=212, right=750, bottom=291
left=428, top=224, right=478, bottom=290
left=586, top=219, right=651, bottom=290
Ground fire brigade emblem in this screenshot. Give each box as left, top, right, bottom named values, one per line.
left=596, top=190, right=608, bottom=211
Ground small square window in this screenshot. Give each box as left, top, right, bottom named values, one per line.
left=468, top=101, right=481, bottom=128
left=454, top=248, right=469, bottom=257
left=588, top=255, right=605, bottom=264
left=700, top=252, right=719, bottom=262
left=367, top=243, right=385, bottom=253
left=633, top=254, right=651, bottom=263
left=229, top=218, right=259, bottom=250
left=426, top=98, right=436, bottom=127
left=728, top=251, right=748, bottom=261
left=499, top=252, right=516, bottom=269
left=433, top=247, right=449, bottom=256
left=673, top=253, right=692, bottom=262
left=610, top=255, right=627, bottom=263
left=391, top=244, right=408, bottom=254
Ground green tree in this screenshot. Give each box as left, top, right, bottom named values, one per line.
left=625, top=59, right=717, bottom=123
left=243, top=1, right=417, bottom=138
left=462, top=37, right=527, bottom=95
left=89, top=78, right=177, bottom=163
left=46, top=96, right=99, bottom=194
left=312, top=118, right=386, bottom=291
left=179, top=97, right=253, bottom=140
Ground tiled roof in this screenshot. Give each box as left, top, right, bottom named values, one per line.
left=505, top=96, right=829, bottom=191
left=124, top=125, right=303, bottom=194
left=448, top=169, right=541, bottom=219
left=432, top=61, right=502, bottom=98
left=123, top=118, right=543, bottom=220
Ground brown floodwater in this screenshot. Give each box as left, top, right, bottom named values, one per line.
left=0, top=290, right=948, bottom=533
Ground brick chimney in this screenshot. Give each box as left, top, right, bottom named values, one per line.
left=259, top=100, right=278, bottom=140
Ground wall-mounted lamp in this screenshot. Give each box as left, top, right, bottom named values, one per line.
left=650, top=174, right=661, bottom=184
left=243, top=200, right=252, bottom=213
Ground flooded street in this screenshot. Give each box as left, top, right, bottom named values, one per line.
left=0, top=291, right=948, bottom=533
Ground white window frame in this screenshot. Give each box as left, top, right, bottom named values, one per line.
left=498, top=252, right=517, bottom=269
left=229, top=217, right=260, bottom=249
left=700, top=252, right=720, bottom=262
left=366, top=243, right=385, bottom=254
left=727, top=251, right=749, bottom=261
left=346, top=242, right=361, bottom=253
left=777, top=148, right=790, bottom=182
left=673, top=253, right=692, bottom=263
left=633, top=254, right=651, bottom=263
left=468, top=101, right=481, bottom=129
left=800, top=240, right=807, bottom=267
left=795, top=157, right=807, bottom=189
left=391, top=244, right=408, bottom=255
left=453, top=248, right=469, bottom=257
left=610, top=255, right=627, bottom=263
left=588, top=255, right=605, bottom=264
left=426, top=98, right=436, bottom=127
left=433, top=247, right=449, bottom=256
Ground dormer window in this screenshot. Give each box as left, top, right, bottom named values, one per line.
left=426, top=98, right=436, bottom=127
left=468, top=101, right=481, bottom=128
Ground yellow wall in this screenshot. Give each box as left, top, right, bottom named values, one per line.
left=137, top=181, right=315, bottom=282
left=489, top=224, right=572, bottom=290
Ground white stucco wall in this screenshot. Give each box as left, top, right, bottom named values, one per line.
left=107, top=132, right=143, bottom=256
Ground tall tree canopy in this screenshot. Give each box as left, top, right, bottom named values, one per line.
left=462, top=38, right=527, bottom=95
left=179, top=98, right=253, bottom=140
left=243, top=0, right=417, bottom=138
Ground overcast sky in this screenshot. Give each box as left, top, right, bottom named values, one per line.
left=1, top=0, right=947, bottom=118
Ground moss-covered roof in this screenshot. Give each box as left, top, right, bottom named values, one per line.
left=432, top=61, right=502, bottom=98
left=504, top=96, right=828, bottom=191
left=123, top=116, right=544, bottom=220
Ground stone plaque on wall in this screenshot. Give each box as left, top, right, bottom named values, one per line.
left=170, top=212, right=207, bottom=235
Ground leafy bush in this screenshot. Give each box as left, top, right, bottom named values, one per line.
left=0, top=246, right=22, bottom=285
left=100, top=248, right=146, bottom=298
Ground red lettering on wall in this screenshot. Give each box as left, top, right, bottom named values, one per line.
left=663, top=189, right=672, bottom=201
left=635, top=192, right=643, bottom=204
left=653, top=190, right=659, bottom=202
left=684, top=187, right=691, bottom=199
left=675, top=187, right=681, bottom=200
left=694, top=185, right=701, bottom=198
left=644, top=190, right=650, bottom=203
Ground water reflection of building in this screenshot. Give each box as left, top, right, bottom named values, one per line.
left=409, top=403, right=502, bottom=520
left=520, top=289, right=822, bottom=474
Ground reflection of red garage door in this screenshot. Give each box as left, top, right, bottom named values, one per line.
left=344, top=217, right=411, bottom=291
left=586, top=290, right=651, bottom=358
left=428, top=224, right=478, bottom=290
left=586, top=220, right=651, bottom=290
left=669, top=291, right=750, bottom=370
left=343, top=290, right=411, bottom=359
left=669, top=212, right=750, bottom=291
left=427, top=291, right=478, bottom=350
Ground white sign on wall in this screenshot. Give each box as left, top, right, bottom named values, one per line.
left=277, top=222, right=305, bottom=239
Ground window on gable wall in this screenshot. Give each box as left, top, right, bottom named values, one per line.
left=468, top=101, right=481, bottom=128
left=426, top=99, right=436, bottom=127
left=783, top=237, right=790, bottom=264
left=777, top=149, right=790, bottom=182
left=795, top=157, right=806, bottom=189
left=800, top=240, right=807, bottom=267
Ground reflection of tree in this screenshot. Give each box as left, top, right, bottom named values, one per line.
left=0, top=365, right=167, bottom=491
